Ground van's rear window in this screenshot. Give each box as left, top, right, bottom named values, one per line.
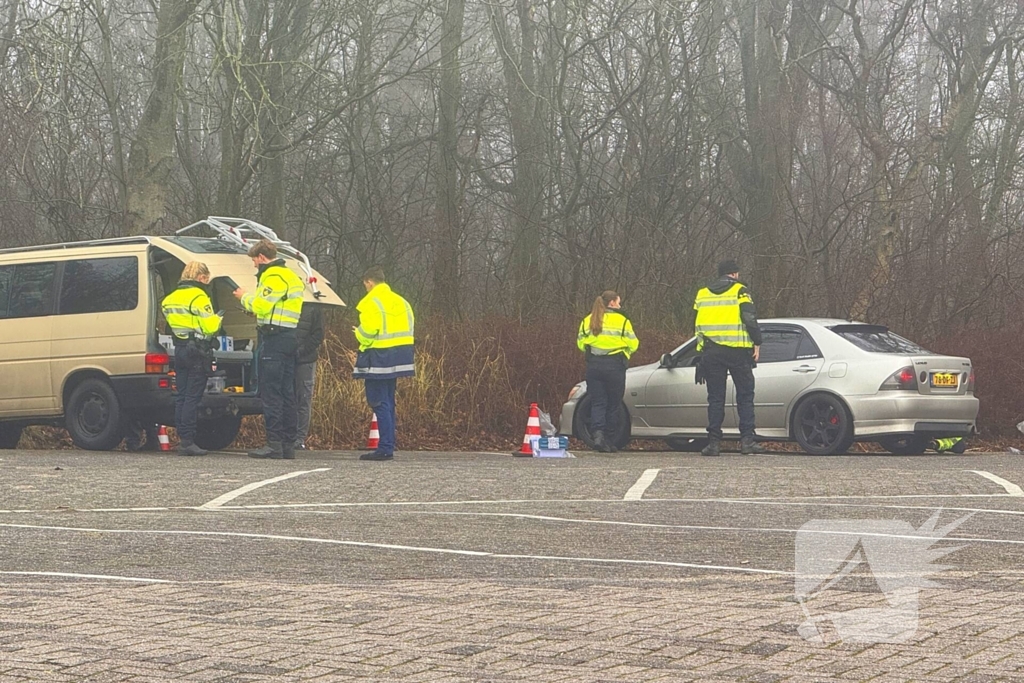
left=165, top=237, right=248, bottom=254
left=829, top=325, right=930, bottom=354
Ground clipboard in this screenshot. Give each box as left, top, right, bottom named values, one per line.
left=215, top=275, right=241, bottom=291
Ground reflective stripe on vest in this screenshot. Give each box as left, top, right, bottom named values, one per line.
left=162, top=286, right=220, bottom=340
left=578, top=311, right=638, bottom=359
left=249, top=265, right=304, bottom=328
left=694, top=283, right=753, bottom=349
left=358, top=298, right=415, bottom=341
left=355, top=284, right=415, bottom=351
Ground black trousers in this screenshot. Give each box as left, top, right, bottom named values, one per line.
left=174, top=343, right=210, bottom=445
left=702, top=345, right=756, bottom=440
left=259, top=330, right=298, bottom=445
left=586, top=355, right=627, bottom=435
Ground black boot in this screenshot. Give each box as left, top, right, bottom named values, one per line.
left=701, top=439, right=721, bottom=457
left=359, top=451, right=394, bottom=461
left=282, top=442, right=296, bottom=460
left=177, top=441, right=207, bottom=457
left=592, top=430, right=612, bottom=453
left=248, top=441, right=284, bottom=459
left=740, top=436, right=764, bottom=455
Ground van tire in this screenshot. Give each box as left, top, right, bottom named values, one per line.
left=66, top=379, right=123, bottom=451
left=0, top=423, right=23, bottom=449
left=194, top=415, right=243, bottom=451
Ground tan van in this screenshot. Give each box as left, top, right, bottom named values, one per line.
left=0, top=217, right=344, bottom=451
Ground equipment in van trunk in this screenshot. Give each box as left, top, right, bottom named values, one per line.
left=0, top=217, right=345, bottom=452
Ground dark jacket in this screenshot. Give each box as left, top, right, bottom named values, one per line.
left=295, top=303, right=325, bottom=365
left=702, top=275, right=763, bottom=347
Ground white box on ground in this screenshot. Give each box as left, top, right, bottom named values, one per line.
left=530, top=436, right=573, bottom=458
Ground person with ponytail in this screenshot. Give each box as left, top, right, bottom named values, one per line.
left=576, top=291, right=639, bottom=452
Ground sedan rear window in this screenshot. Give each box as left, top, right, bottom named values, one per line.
left=829, top=325, right=929, bottom=354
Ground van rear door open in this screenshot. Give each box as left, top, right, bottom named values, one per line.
left=150, top=236, right=345, bottom=345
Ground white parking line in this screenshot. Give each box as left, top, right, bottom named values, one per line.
left=0, top=522, right=789, bottom=576
left=0, top=571, right=171, bottom=583
left=968, top=471, right=1024, bottom=497
left=624, top=469, right=660, bottom=501
left=405, top=510, right=1009, bottom=544
left=0, top=487, right=1020, bottom=517
left=200, top=469, right=332, bottom=509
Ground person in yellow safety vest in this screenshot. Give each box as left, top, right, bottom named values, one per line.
left=352, top=266, right=415, bottom=461
left=232, top=239, right=305, bottom=460
left=162, top=261, right=223, bottom=457
left=932, top=436, right=967, bottom=454
left=577, top=290, right=639, bottom=453
left=693, top=259, right=763, bottom=457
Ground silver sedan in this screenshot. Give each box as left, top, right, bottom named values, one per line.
left=559, top=318, right=979, bottom=455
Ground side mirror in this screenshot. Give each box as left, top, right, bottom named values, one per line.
left=660, top=353, right=673, bottom=368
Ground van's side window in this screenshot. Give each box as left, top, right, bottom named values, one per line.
left=0, top=266, right=12, bottom=318
left=59, top=257, right=139, bottom=315
left=7, top=263, right=57, bottom=319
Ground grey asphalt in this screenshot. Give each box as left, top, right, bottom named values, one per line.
left=2, top=448, right=1024, bottom=681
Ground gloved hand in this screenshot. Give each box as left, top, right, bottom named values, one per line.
left=694, top=357, right=705, bottom=385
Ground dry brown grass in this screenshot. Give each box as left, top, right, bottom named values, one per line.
left=15, top=317, right=1024, bottom=452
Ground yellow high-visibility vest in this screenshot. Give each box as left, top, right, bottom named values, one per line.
left=354, top=283, right=415, bottom=351
left=162, top=284, right=222, bottom=340
left=577, top=310, right=639, bottom=359
left=694, top=282, right=753, bottom=350
left=241, top=262, right=304, bottom=328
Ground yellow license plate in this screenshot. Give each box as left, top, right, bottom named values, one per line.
left=931, top=372, right=958, bottom=388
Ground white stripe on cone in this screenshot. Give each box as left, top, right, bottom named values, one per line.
left=367, top=413, right=380, bottom=449
left=157, top=426, right=171, bottom=451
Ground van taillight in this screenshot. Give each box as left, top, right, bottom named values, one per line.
left=146, top=352, right=170, bottom=374
left=880, top=366, right=918, bottom=391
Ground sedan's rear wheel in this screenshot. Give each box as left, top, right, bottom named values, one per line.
left=574, top=394, right=631, bottom=451
left=878, top=435, right=929, bottom=455
left=792, top=393, right=854, bottom=455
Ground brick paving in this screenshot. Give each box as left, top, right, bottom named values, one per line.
left=3, top=576, right=1024, bottom=681
left=2, top=449, right=1024, bottom=681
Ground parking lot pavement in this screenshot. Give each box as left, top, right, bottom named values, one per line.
left=2, top=449, right=1024, bottom=681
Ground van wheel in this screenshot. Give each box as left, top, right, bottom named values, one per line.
left=66, top=379, right=123, bottom=451
left=0, top=423, right=23, bottom=449
left=194, top=416, right=242, bottom=451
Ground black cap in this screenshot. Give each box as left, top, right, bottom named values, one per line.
left=717, top=259, right=740, bottom=277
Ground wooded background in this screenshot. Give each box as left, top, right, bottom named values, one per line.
left=1, top=0, right=1022, bottom=337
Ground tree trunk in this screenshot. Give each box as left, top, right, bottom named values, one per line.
left=431, top=0, right=465, bottom=318
left=124, top=0, right=198, bottom=235
left=258, top=0, right=312, bottom=236
left=489, top=0, right=547, bottom=317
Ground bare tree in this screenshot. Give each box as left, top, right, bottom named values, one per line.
left=124, top=0, right=199, bottom=235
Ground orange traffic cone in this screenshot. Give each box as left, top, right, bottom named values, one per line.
left=513, top=403, right=542, bottom=457
left=366, top=413, right=380, bottom=450
left=157, top=425, right=171, bottom=452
